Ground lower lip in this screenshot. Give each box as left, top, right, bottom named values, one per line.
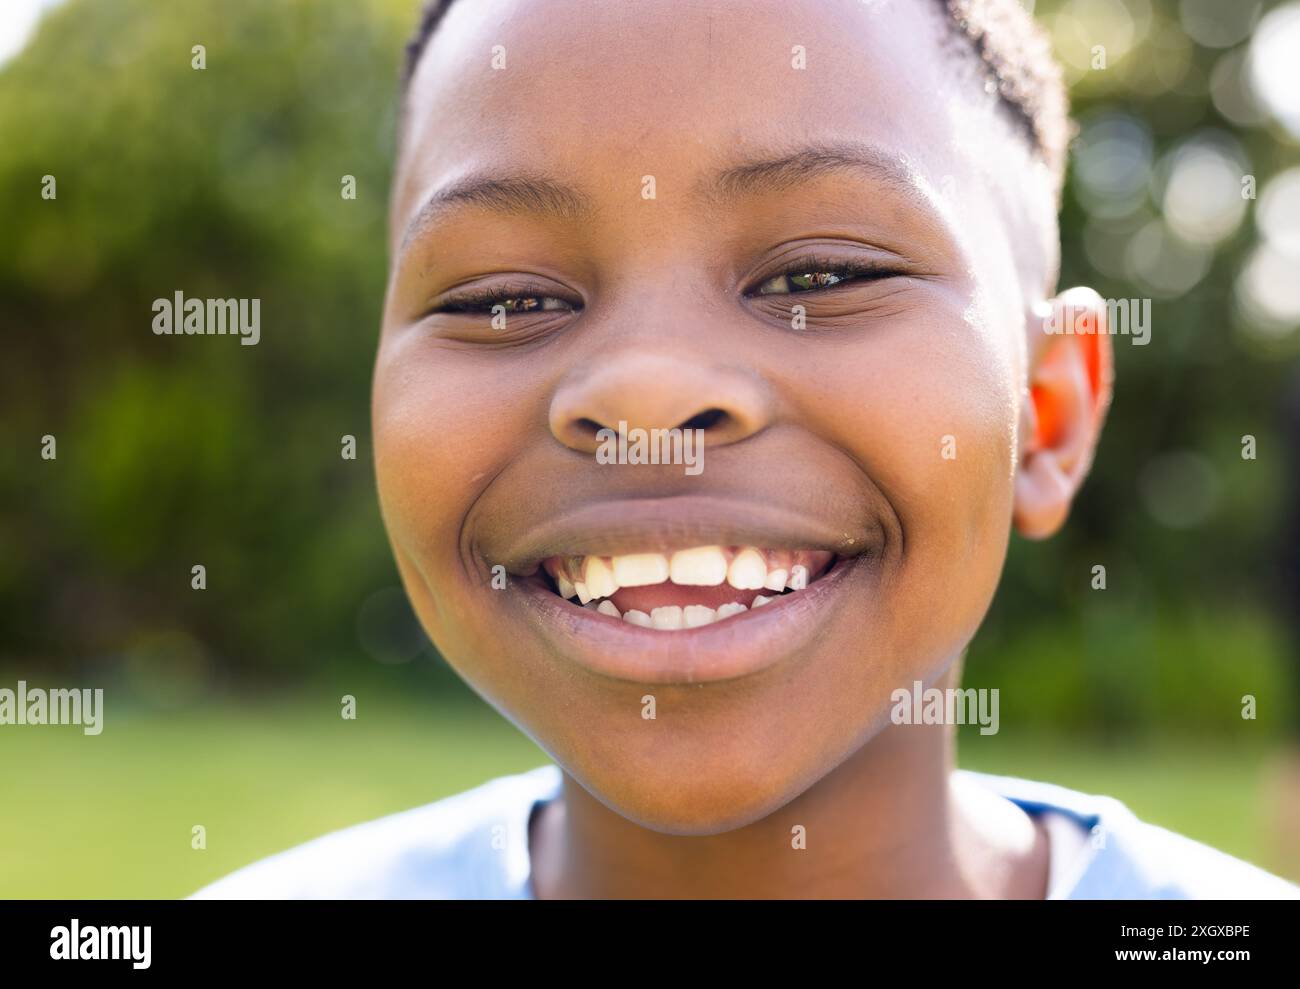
left=508, top=554, right=873, bottom=685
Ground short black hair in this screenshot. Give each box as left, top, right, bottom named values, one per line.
left=400, top=0, right=1069, bottom=193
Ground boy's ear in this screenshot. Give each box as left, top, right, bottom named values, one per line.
left=1013, top=287, right=1115, bottom=540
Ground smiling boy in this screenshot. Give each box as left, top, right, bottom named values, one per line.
left=194, top=0, right=1298, bottom=899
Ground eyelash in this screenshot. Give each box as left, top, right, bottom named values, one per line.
left=747, top=255, right=904, bottom=297
left=431, top=282, right=582, bottom=316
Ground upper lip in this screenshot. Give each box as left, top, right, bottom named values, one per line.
left=488, top=494, right=879, bottom=575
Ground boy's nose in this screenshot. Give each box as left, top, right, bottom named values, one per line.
left=549, top=350, right=773, bottom=455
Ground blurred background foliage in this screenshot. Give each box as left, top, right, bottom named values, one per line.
left=2, top=0, right=412, bottom=699
left=2, top=0, right=1300, bottom=894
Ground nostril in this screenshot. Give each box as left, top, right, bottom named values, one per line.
left=574, top=417, right=606, bottom=438
left=563, top=409, right=733, bottom=447
left=679, top=408, right=727, bottom=431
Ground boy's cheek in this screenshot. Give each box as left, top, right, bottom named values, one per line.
left=372, top=355, right=540, bottom=554
left=812, top=316, right=1018, bottom=532
left=805, top=329, right=1018, bottom=644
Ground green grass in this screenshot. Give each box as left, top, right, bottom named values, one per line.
left=1, top=693, right=548, bottom=899
left=3, top=694, right=1296, bottom=897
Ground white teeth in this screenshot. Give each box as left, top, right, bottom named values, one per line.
left=683, top=604, right=717, bottom=628
left=611, top=553, right=670, bottom=587
left=594, top=599, right=756, bottom=629
left=650, top=605, right=684, bottom=630
left=610, top=602, right=752, bottom=629
left=558, top=546, right=825, bottom=625
left=669, top=546, right=728, bottom=586
left=622, top=609, right=652, bottom=627
left=727, top=548, right=767, bottom=590
left=583, top=556, right=619, bottom=599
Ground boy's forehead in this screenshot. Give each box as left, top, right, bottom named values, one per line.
left=393, top=0, right=1051, bottom=277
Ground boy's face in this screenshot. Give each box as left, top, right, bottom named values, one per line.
left=374, top=0, right=1104, bottom=832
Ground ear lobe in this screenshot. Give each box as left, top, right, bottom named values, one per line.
left=1013, top=287, right=1115, bottom=540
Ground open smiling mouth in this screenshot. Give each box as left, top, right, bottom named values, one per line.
left=493, top=495, right=881, bottom=682
left=539, top=546, right=837, bottom=629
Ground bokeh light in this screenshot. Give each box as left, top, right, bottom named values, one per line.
left=1248, top=1, right=1300, bottom=138
left=1178, top=0, right=1263, bottom=49
left=1156, top=132, right=1250, bottom=245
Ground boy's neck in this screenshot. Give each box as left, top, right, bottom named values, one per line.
left=528, top=717, right=1050, bottom=899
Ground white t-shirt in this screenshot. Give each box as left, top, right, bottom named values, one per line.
left=1041, top=809, right=1096, bottom=899
left=190, top=764, right=1299, bottom=899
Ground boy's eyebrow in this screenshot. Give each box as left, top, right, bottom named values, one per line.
left=398, top=142, right=937, bottom=259
left=704, top=141, right=920, bottom=203
left=398, top=173, right=595, bottom=255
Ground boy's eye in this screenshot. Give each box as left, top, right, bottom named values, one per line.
left=750, top=259, right=900, bottom=297
left=755, top=270, right=850, bottom=294
left=436, top=291, right=580, bottom=315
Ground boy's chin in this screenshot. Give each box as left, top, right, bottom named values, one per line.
left=574, top=764, right=812, bottom=836
left=543, top=727, right=867, bottom=836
